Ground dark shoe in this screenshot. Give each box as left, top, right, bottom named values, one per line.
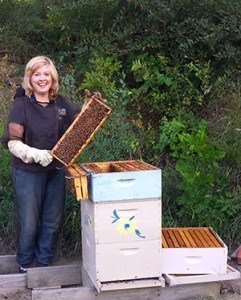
left=19, top=265, right=29, bottom=273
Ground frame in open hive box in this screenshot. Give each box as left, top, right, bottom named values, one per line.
left=67, top=160, right=162, bottom=202
left=51, top=97, right=112, bottom=167
left=66, top=164, right=89, bottom=201
left=162, top=227, right=228, bottom=275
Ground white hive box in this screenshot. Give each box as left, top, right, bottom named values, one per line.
left=162, top=227, right=228, bottom=275
left=82, top=237, right=162, bottom=285
left=80, top=160, right=162, bottom=202
left=81, top=198, right=162, bottom=289
left=81, top=198, right=162, bottom=243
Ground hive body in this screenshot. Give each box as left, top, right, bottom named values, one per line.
left=81, top=198, right=162, bottom=284
left=68, top=160, right=162, bottom=202
left=162, top=227, right=227, bottom=274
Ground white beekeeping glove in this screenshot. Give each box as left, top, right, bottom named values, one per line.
left=8, top=140, right=53, bottom=167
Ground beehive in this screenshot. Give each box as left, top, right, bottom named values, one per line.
left=162, top=227, right=227, bottom=275
left=51, top=97, right=112, bottom=166
left=74, top=160, right=162, bottom=202
left=81, top=198, right=162, bottom=289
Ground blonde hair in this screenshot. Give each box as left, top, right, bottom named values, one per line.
left=22, top=56, right=59, bottom=99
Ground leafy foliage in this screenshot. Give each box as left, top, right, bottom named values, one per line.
left=156, top=113, right=237, bottom=234
left=131, top=54, right=212, bottom=115
left=0, top=143, right=15, bottom=238
left=206, top=80, right=241, bottom=168
left=1, top=0, right=241, bottom=75
left=75, top=54, right=140, bottom=161
left=79, top=55, right=122, bottom=104
left=1, top=0, right=241, bottom=249
left=79, top=109, right=139, bottom=163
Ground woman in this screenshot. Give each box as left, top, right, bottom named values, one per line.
left=5, top=56, right=80, bottom=272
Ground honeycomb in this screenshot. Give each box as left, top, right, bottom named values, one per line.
left=51, top=97, right=112, bottom=166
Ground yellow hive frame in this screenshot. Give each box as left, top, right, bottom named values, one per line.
left=51, top=97, right=112, bottom=166
left=162, top=227, right=224, bottom=249
left=66, top=164, right=89, bottom=201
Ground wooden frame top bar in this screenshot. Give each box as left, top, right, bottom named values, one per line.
left=162, top=228, right=224, bottom=248
left=81, top=160, right=159, bottom=174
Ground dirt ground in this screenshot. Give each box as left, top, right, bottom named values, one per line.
left=0, top=290, right=31, bottom=300
left=220, top=259, right=241, bottom=299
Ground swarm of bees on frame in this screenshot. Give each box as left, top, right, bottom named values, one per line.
left=51, top=89, right=112, bottom=166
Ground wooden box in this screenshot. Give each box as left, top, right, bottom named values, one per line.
left=81, top=198, right=162, bottom=243
left=78, top=160, right=162, bottom=202
left=81, top=198, right=162, bottom=290
left=162, top=227, right=228, bottom=275
left=82, top=236, right=162, bottom=287
left=51, top=97, right=112, bottom=166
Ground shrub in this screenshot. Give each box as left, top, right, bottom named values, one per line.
left=0, top=142, right=16, bottom=240
left=156, top=113, right=237, bottom=234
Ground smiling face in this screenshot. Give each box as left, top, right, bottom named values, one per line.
left=30, top=65, right=53, bottom=99
left=23, top=56, right=59, bottom=99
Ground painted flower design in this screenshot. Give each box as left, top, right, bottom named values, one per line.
left=116, top=217, right=138, bottom=236
left=112, top=209, right=145, bottom=238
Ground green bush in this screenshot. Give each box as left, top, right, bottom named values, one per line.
left=80, top=110, right=139, bottom=163
left=0, top=142, right=16, bottom=239
left=76, top=55, right=140, bottom=162
left=2, top=0, right=241, bottom=77
left=1, top=0, right=241, bottom=249
left=162, top=167, right=182, bottom=228
left=156, top=113, right=239, bottom=235
left=78, top=55, right=123, bottom=103
left=206, top=80, right=241, bottom=167
left=131, top=54, right=212, bottom=116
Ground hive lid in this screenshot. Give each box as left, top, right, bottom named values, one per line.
left=51, top=97, right=112, bottom=166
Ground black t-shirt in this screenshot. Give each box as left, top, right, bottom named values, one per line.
left=7, top=95, right=80, bottom=172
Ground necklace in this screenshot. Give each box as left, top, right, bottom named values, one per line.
left=36, top=99, right=50, bottom=104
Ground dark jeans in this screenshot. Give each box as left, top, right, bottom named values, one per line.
left=13, top=167, right=66, bottom=266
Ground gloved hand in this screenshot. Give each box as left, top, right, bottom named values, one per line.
left=8, top=140, right=53, bottom=167
left=27, top=147, right=53, bottom=167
